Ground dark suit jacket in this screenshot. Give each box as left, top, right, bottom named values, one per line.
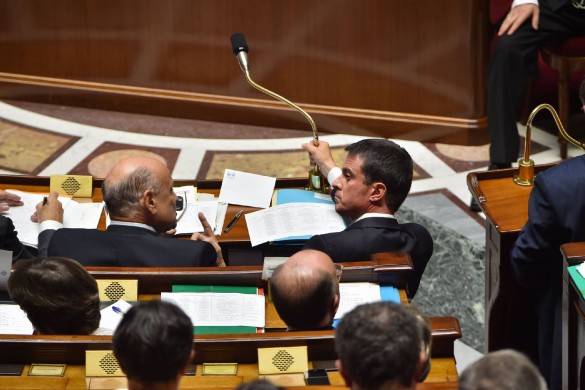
left=511, top=155, right=585, bottom=389
left=303, top=217, right=433, bottom=298
left=38, top=224, right=217, bottom=267
left=0, top=215, right=34, bottom=261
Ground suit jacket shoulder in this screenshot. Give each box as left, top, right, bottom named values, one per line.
left=46, top=226, right=217, bottom=267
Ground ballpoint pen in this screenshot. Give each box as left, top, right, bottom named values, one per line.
left=224, top=210, right=244, bottom=233
left=112, top=306, right=125, bottom=317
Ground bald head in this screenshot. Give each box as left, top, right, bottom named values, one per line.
left=102, top=156, right=177, bottom=233
left=271, top=250, right=340, bottom=330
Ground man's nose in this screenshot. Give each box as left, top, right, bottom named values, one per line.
left=332, top=177, right=342, bottom=190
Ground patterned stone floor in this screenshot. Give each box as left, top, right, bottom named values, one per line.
left=2, top=99, right=584, bottom=366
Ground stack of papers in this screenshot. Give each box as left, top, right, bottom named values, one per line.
left=161, top=292, right=265, bottom=328
left=334, top=283, right=382, bottom=320
left=3, top=190, right=104, bottom=248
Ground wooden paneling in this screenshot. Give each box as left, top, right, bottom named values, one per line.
left=0, top=0, right=489, bottom=144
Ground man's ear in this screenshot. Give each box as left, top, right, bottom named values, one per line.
left=336, top=359, right=352, bottom=387
left=369, top=182, right=387, bottom=203
left=415, top=349, right=431, bottom=383
left=180, top=348, right=196, bottom=377
left=141, top=189, right=157, bottom=215
left=331, top=291, right=340, bottom=319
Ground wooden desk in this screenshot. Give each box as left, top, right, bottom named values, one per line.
left=561, top=242, right=585, bottom=389
left=0, top=317, right=460, bottom=389
left=467, top=164, right=555, bottom=353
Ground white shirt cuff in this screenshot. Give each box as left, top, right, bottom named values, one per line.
left=512, top=0, right=538, bottom=7
left=39, top=220, right=64, bottom=233
left=327, top=167, right=342, bottom=185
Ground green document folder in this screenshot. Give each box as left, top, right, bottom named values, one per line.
left=568, top=265, right=585, bottom=299
left=171, top=285, right=262, bottom=335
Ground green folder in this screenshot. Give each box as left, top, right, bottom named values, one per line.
left=171, top=285, right=262, bottom=335
left=568, top=265, right=585, bottom=299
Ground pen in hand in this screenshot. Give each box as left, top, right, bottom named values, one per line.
left=224, top=210, right=244, bottom=233
left=42, top=196, right=48, bottom=206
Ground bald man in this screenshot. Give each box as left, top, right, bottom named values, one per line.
left=35, top=156, right=224, bottom=267
left=270, top=249, right=340, bottom=330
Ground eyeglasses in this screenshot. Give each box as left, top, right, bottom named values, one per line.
left=335, top=263, right=344, bottom=282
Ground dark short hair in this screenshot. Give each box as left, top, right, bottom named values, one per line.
left=235, top=379, right=284, bottom=390
left=345, top=139, right=413, bottom=212
left=580, top=77, right=585, bottom=106
left=113, top=300, right=193, bottom=385
left=271, top=266, right=336, bottom=330
left=102, top=166, right=162, bottom=218
left=8, top=257, right=100, bottom=335
left=335, top=302, right=421, bottom=389
left=458, top=349, right=547, bottom=390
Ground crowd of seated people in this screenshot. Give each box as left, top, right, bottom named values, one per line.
left=0, top=135, right=564, bottom=389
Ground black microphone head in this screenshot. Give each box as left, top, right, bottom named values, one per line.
left=231, top=33, right=249, bottom=55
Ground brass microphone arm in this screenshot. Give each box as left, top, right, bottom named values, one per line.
left=241, top=68, right=319, bottom=141
left=514, top=103, right=585, bottom=186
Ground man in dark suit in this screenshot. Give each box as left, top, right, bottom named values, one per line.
left=484, top=0, right=585, bottom=172
left=0, top=191, right=35, bottom=260
left=509, top=79, right=585, bottom=390
left=301, top=139, right=433, bottom=298
left=35, top=156, right=224, bottom=267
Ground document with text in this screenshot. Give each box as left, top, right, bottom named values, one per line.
left=334, top=283, right=382, bottom=320
left=0, top=304, right=34, bottom=335
left=161, top=292, right=265, bottom=327
left=245, top=202, right=346, bottom=246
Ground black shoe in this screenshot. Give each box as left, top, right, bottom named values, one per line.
left=470, top=197, right=482, bottom=212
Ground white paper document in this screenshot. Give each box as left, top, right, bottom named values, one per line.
left=218, top=169, right=276, bottom=209
left=2, top=190, right=75, bottom=248
left=161, top=292, right=265, bottom=328
left=334, top=283, right=382, bottom=320
left=245, top=202, right=346, bottom=246
left=0, top=304, right=34, bottom=334
left=262, top=257, right=288, bottom=280
left=99, top=299, right=133, bottom=333
left=174, top=185, right=220, bottom=234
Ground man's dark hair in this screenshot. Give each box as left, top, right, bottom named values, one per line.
left=458, top=349, right=547, bottom=390
left=271, top=266, right=336, bottom=330
left=113, top=300, right=193, bottom=385
left=235, top=379, right=284, bottom=390
left=8, top=257, right=100, bottom=335
left=345, top=139, right=413, bottom=213
left=335, top=302, right=421, bottom=389
left=102, top=166, right=162, bottom=218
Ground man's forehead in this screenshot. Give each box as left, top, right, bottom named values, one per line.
left=342, top=154, right=365, bottom=173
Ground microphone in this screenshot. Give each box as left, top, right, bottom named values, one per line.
left=229, top=33, right=328, bottom=193
left=230, top=33, right=249, bottom=73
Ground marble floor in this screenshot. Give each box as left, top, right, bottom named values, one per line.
left=1, top=99, right=583, bottom=373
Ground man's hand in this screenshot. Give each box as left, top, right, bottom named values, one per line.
left=191, top=212, right=226, bottom=267
left=0, top=191, right=24, bottom=212
left=301, top=140, right=336, bottom=176
left=32, top=192, right=63, bottom=223
left=498, top=4, right=539, bottom=36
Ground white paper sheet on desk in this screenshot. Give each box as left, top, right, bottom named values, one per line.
left=99, top=299, right=133, bottom=332
left=218, top=169, right=276, bottom=209
left=63, top=201, right=104, bottom=229
left=2, top=190, right=73, bottom=248
left=245, top=202, right=346, bottom=246
left=161, top=292, right=265, bottom=327
left=175, top=200, right=219, bottom=235
left=0, top=304, right=33, bottom=334
left=334, top=283, right=382, bottom=320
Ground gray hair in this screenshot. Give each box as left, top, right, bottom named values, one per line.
left=102, top=166, right=162, bottom=218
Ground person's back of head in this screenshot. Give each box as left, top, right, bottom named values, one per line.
left=8, top=257, right=100, bottom=335
left=345, top=139, right=413, bottom=213
left=335, top=301, right=425, bottom=390
left=458, top=349, right=547, bottom=390
left=270, top=250, right=340, bottom=330
left=113, top=300, right=194, bottom=390
left=234, top=379, right=284, bottom=390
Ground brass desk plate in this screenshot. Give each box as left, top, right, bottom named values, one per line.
left=86, top=350, right=124, bottom=377
left=50, top=174, right=93, bottom=198
left=258, top=346, right=308, bottom=375
left=28, top=364, right=66, bottom=376
left=97, top=279, right=138, bottom=302
left=202, top=363, right=238, bottom=375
